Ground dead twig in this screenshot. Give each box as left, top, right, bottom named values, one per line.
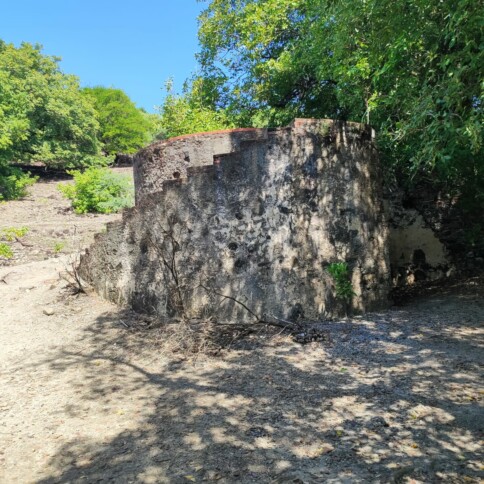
left=147, top=216, right=187, bottom=315
left=59, top=255, right=87, bottom=295
left=200, top=283, right=260, bottom=321
left=199, top=283, right=300, bottom=331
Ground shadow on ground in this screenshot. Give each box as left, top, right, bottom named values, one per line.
left=20, top=286, right=484, bottom=483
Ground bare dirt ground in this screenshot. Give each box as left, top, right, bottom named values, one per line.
left=0, top=168, right=131, bottom=266
left=0, top=176, right=483, bottom=483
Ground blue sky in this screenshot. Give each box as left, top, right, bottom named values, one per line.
left=1, top=0, right=206, bottom=112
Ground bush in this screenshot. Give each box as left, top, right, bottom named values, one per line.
left=327, top=262, right=355, bottom=301
left=1, top=226, right=29, bottom=241
left=59, top=167, right=134, bottom=214
left=0, top=242, right=13, bottom=259
left=0, top=165, right=37, bottom=200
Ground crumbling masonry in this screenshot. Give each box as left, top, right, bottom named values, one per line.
left=79, top=119, right=391, bottom=323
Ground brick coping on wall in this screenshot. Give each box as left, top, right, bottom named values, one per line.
left=160, top=127, right=268, bottom=145
left=159, top=119, right=374, bottom=147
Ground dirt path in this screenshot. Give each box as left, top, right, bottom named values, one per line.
left=0, top=178, right=483, bottom=483
left=1, top=255, right=482, bottom=483
left=0, top=169, right=130, bottom=266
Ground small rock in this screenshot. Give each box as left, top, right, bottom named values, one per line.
left=366, top=416, right=389, bottom=430
left=43, top=307, right=55, bottom=316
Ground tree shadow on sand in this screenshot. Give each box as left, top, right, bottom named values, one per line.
left=21, top=288, right=484, bottom=483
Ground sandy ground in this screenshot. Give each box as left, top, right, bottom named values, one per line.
left=0, top=177, right=483, bottom=483
left=0, top=168, right=131, bottom=266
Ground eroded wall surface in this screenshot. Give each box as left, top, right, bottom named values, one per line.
left=385, top=185, right=455, bottom=286
left=79, top=119, right=391, bottom=322
left=133, top=128, right=268, bottom=204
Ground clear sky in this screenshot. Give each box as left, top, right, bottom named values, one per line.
left=0, top=0, right=206, bottom=112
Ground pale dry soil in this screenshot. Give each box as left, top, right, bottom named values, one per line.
left=0, top=177, right=483, bottom=483
left=0, top=168, right=131, bottom=266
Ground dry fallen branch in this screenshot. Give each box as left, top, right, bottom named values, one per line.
left=261, top=313, right=300, bottom=329
left=59, top=255, right=87, bottom=295
left=199, top=283, right=260, bottom=321
left=199, top=283, right=300, bottom=331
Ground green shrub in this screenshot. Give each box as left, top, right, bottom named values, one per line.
left=58, top=167, right=134, bottom=214
left=1, top=226, right=29, bottom=241
left=0, top=165, right=38, bottom=200
left=0, top=242, right=13, bottom=259
left=327, top=262, right=355, bottom=301
left=53, top=241, right=66, bottom=253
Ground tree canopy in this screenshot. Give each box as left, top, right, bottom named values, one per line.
left=0, top=41, right=101, bottom=168
left=157, top=79, right=233, bottom=139
left=0, top=41, right=158, bottom=199
left=194, top=0, right=483, bottom=195
left=82, top=86, right=155, bottom=155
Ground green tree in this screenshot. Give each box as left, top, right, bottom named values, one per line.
left=197, top=0, right=333, bottom=126
left=197, top=0, right=483, bottom=195
left=0, top=40, right=101, bottom=168
left=157, top=79, right=233, bottom=139
left=82, top=86, right=154, bottom=155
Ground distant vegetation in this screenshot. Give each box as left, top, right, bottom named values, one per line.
left=157, top=79, right=233, bottom=139
left=82, top=86, right=158, bottom=155
left=0, top=41, right=157, bottom=200
left=0, top=164, right=37, bottom=201
left=58, top=167, right=134, bottom=214
left=0, top=41, right=101, bottom=170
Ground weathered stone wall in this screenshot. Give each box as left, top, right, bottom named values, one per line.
left=385, top=186, right=452, bottom=286
left=133, top=128, right=268, bottom=204
left=79, top=119, right=391, bottom=322
left=387, top=182, right=484, bottom=284
left=384, top=178, right=484, bottom=286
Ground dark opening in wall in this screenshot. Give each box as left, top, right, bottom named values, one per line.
left=173, top=171, right=181, bottom=179
left=413, top=249, right=426, bottom=265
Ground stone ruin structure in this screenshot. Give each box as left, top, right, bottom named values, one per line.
left=79, top=119, right=392, bottom=323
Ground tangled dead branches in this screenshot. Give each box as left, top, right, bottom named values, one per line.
left=59, top=255, right=87, bottom=295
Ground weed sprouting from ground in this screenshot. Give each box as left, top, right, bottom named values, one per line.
left=1, top=226, right=29, bottom=241
left=0, top=242, right=13, bottom=259
left=53, top=241, right=66, bottom=254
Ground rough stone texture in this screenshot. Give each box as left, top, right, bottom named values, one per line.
left=80, top=119, right=390, bottom=322
left=133, top=128, right=268, bottom=204
left=385, top=180, right=484, bottom=286
left=385, top=186, right=452, bottom=286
